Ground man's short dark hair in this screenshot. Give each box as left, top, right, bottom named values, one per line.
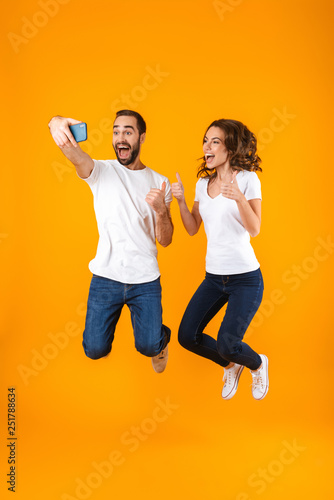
left=115, top=110, right=146, bottom=136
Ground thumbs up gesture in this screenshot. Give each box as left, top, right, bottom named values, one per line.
left=145, top=181, right=167, bottom=214
left=221, top=170, right=242, bottom=202
left=171, top=172, right=185, bottom=202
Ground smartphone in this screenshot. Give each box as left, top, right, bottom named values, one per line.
left=69, top=122, right=87, bottom=142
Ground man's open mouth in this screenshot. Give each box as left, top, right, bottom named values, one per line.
left=117, top=144, right=131, bottom=159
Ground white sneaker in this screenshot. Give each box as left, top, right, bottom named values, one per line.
left=222, top=363, right=244, bottom=400
left=250, top=354, right=269, bottom=400
left=151, top=345, right=169, bottom=373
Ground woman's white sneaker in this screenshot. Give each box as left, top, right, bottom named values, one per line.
left=250, top=354, right=269, bottom=400
left=222, top=363, right=244, bottom=400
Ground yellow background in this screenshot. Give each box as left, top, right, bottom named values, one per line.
left=1, top=0, right=333, bottom=498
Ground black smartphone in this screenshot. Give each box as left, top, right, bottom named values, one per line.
left=69, top=122, right=87, bottom=142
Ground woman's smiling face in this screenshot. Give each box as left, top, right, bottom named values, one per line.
left=203, top=126, right=230, bottom=170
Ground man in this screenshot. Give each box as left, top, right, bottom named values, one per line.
left=48, top=110, right=173, bottom=373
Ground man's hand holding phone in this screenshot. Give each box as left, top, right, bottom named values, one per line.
left=48, top=116, right=85, bottom=148
left=48, top=115, right=93, bottom=179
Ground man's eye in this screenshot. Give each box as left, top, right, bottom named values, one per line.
left=114, top=131, right=118, bottom=135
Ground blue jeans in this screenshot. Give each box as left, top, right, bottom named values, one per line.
left=178, top=269, right=264, bottom=370
left=83, top=275, right=171, bottom=359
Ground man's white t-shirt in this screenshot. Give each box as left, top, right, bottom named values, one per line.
left=195, top=170, right=262, bottom=275
left=81, top=159, right=172, bottom=284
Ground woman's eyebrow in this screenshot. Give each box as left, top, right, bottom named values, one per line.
left=204, top=136, right=222, bottom=141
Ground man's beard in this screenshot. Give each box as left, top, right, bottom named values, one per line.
left=113, top=139, right=140, bottom=166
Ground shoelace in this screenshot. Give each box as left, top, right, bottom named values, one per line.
left=251, top=370, right=264, bottom=388
left=223, top=368, right=234, bottom=386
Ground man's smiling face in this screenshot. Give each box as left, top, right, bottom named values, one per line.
left=112, top=115, right=145, bottom=166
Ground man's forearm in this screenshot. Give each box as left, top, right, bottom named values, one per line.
left=59, top=143, right=91, bottom=167
left=60, top=144, right=94, bottom=179
left=155, top=207, right=173, bottom=247
left=48, top=115, right=94, bottom=178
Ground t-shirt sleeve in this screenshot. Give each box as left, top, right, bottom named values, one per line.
left=244, top=172, right=262, bottom=200
left=194, top=179, right=202, bottom=202
left=164, top=178, right=173, bottom=205
left=79, top=159, right=106, bottom=187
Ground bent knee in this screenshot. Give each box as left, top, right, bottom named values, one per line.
left=178, top=327, right=196, bottom=350
left=217, top=341, right=241, bottom=361
left=83, top=344, right=111, bottom=360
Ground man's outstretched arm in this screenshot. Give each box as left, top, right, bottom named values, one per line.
left=48, top=116, right=94, bottom=179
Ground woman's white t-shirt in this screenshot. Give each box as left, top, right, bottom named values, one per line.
left=195, top=170, right=262, bottom=275
left=82, top=159, right=172, bottom=284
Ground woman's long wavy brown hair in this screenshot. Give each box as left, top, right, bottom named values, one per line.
left=197, top=119, right=262, bottom=180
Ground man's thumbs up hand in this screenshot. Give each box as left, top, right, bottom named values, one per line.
left=145, top=181, right=168, bottom=215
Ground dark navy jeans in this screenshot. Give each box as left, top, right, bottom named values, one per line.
left=178, top=268, right=263, bottom=370
left=83, top=275, right=170, bottom=359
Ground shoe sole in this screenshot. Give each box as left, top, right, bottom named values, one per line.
left=222, top=365, right=244, bottom=400
left=253, top=355, right=269, bottom=400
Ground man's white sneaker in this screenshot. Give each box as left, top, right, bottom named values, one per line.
left=151, top=345, right=169, bottom=373
left=222, top=363, right=244, bottom=400
left=250, top=354, right=269, bottom=400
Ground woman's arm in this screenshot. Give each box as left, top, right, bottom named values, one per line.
left=220, top=172, right=261, bottom=237
left=235, top=198, right=261, bottom=237
left=171, top=173, right=202, bottom=236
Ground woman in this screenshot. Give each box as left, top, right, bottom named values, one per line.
left=172, top=119, right=268, bottom=400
